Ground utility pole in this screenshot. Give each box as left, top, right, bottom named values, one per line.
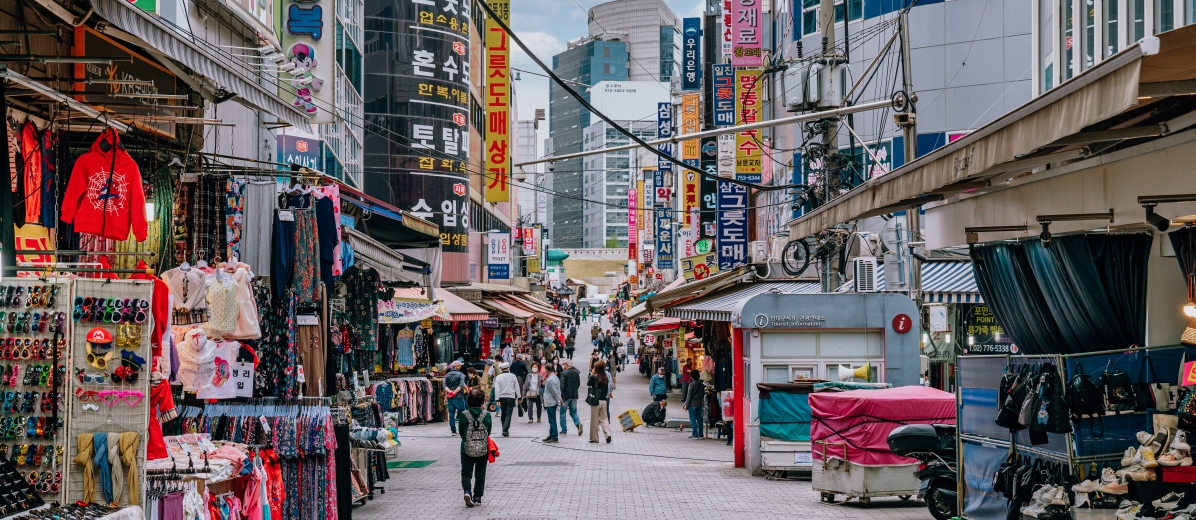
left=897, top=10, right=921, bottom=301
left=818, top=0, right=840, bottom=293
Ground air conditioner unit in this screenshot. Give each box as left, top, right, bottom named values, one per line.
left=769, top=236, right=789, bottom=261
left=750, top=241, right=768, bottom=264
left=854, top=257, right=878, bottom=292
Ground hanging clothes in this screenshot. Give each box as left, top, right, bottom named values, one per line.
left=163, top=266, right=211, bottom=325
left=61, top=128, right=149, bottom=242
left=19, top=121, right=42, bottom=223
left=225, top=178, right=245, bottom=260
left=291, top=208, right=320, bottom=304
left=226, top=266, right=262, bottom=340
left=395, top=327, right=415, bottom=367
left=341, top=266, right=386, bottom=351
left=313, top=194, right=337, bottom=291
left=271, top=210, right=296, bottom=300
left=205, top=273, right=240, bottom=336
left=192, top=175, right=227, bottom=263
left=241, top=181, right=277, bottom=277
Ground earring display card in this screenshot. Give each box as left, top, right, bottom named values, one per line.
left=0, top=279, right=72, bottom=505
left=0, top=455, right=46, bottom=517
left=64, top=279, right=151, bottom=508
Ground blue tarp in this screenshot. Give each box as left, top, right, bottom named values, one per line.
left=758, top=392, right=811, bottom=441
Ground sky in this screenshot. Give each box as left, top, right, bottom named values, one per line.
left=509, top=0, right=705, bottom=158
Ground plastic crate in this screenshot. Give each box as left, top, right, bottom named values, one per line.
left=617, top=409, right=643, bottom=432
left=1160, top=466, right=1196, bottom=483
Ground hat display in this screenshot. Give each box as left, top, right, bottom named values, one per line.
left=86, top=327, right=113, bottom=345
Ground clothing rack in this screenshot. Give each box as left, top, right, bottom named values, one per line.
left=13, top=250, right=157, bottom=257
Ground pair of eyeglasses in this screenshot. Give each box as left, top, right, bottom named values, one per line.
left=111, top=365, right=138, bottom=384
left=97, top=390, right=144, bottom=407
left=74, top=389, right=101, bottom=402
left=76, top=369, right=107, bottom=384
left=86, top=344, right=112, bottom=370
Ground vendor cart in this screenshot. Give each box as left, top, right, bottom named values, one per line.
left=808, top=386, right=956, bottom=504
left=756, top=382, right=819, bottom=479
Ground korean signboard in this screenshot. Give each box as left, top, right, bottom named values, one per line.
left=731, top=0, right=762, bottom=67
left=961, top=305, right=1015, bottom=355
left=681, top=18, right=703, bottom=91
left=681, top=253, right=720, bottom=282
left=717, top=134, right=735, bottom=178
left=363, top=0, right=472, bottom=253
left=722, top=0, right=732, bottom=58
left=654, top=169, right=670, bottom=203
left=277, top=134, right=322, bottom=170
left=485, top=0, right=511, bottom=203
left=522, top=227, right=535, bottom=255
left=280, top=0, right=336, bottom=124
left=699, top=136, right=719, bottom=239
left=735, top=70, right=763, bottom=176
left=712, top=64, right=735, bottom=127
left=656, top=207, right=674, bottom=269
left=680, top=94, right=701, bottom=160
left=682, top=169, right=699, bottom=229
left=656, top=102, right=673, bottom=174
left=487, top=232, right=511, bottom=279
left=717, top=180, right=748, bottom=270
left=628, top=186, right=638, bottom=261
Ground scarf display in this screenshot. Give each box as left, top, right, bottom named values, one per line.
left=73, top=434, right=95, bottom=504
left=119, top=432, right=139, bottom=504
left=93, top=432, right=111, bottom=503
left=107, top=432, right=125, bottom=504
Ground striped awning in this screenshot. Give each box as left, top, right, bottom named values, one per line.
left=665, top=281, right=821, bottom=322
left=876, top=261, right=983, bottom=304
left=435, top=290, right=490, bottom=322
left=478, top=299, right=533, bottom=321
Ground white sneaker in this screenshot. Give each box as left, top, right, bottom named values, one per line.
left=1138, top=431, right=1155, bottom=445
left=1153, top=491, right=1185, bottom=510
left=1175, top=430, right=1191, bottom=452
left=1158, top=449, right=1193, bottom=467
left=1103, top=466, right=1119, bottom=484
left=1117, top=463, right=1144, bottom=477
left=1072, top=479, right=1101, bottom=493
left=1051, top=486, right=1069, bottom=506
left=1122, top=447, right=1138, bottom=466
left=1117, top=502, right=1141, bottom=520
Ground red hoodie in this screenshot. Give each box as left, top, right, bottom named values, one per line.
left=61, top=129, right=148, bottom=242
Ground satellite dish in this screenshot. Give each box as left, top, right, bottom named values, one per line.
left=880, top=223, right=901, bottom=253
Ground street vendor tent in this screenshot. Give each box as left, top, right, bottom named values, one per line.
left=809, top=386, right=956, bottom=466
left=756, top=382, right=822, bottom=441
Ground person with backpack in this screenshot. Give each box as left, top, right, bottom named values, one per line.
left=458, top=388, right=492, bottom=507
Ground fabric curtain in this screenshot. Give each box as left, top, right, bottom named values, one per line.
left=969, top=233, right=1151, bottom=355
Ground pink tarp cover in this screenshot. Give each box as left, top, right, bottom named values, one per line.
left=809, top=386, right=956, bottom=466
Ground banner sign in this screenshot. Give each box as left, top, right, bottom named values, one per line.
left=656, top=207, right=675, bottom=269
left=682, top=253, right=720, bottom=281
left=680, top=94, right=701, bottom=160
left=722, top=0, right=732, bottom=58
left=487, top=232, right=511, bottom=279
left=700, top=136, right=719, bottom=239
left=718, top=134, right=735, bottom=178
left=656, top=102, right=673, bottom=173
left=628, top=186, right=638, bottom=261
left=731, top=0, right=763, bottom=67
left=717, top=180, right=749, bottom=270
left=681, top=18, right=703, bottom=91
left=682, top=169, right=699, bottom=229
left=654, top=169, right=670, bottom=203
left=277, top=134, right=322, bottom=170
left=960, top=305, right=1016, bottom=355
left=485, top=0, right=511, bottom=203
left=735, top=69, right=763, bottom=175
left=679, top=226, right=694, bottom=258
left=379, top=299, right=450, bottom=324
left=712, top=64, right=735, bottom=127
left=280, top=0, right=337, bottom=124
left=522, top=227, right=535, bottom=254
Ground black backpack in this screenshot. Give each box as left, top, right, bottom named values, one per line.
left=1067, top=363, right=1105, bottom=437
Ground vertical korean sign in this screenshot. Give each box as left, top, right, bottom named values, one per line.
left=485, top=0, right=511, bottom=203
left=680, top=94, right=701, bottom=160
left=731, top=0, right=762, bottom=67
left=699, top=136, right=719, bottom=241
left=656, top=209, right=675, bottom=270
left=734, top=70, right=763, bottom=181
left=712, top=65, right=735, bottom=127
left=717, top=180, right=748, bottom=270
left=628, top=187, right=638, bottom=261
left=656, top=102, right=674, bottom=182
left=281, top=0, right=335, bottom=124
left=681, top=18, right=703, bottom=91
left=722, top=0, right=733, bottom=59
left=487, top=233, right=510, bottom=279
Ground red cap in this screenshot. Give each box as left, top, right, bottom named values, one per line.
left=86, top=327, right=113, bottom=344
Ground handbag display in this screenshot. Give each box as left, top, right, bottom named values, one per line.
left=1100, top=359, right=1136, bottom=412
left=1132, top=353, right=1171, bottom=412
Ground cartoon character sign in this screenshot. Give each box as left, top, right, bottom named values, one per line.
left=287, top=42, right=324, bottom=115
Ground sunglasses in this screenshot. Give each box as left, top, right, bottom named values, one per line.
left=75, top=369, right=107, bottom=384
left=97, top=390, right=143, bottom=407
left=85, top=344, right=112, bottom=370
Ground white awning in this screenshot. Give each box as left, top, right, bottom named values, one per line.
left=343, top=227, right=422, bottom=284
left=876, top=261, right=983, bottom=304
left=665, top=281, right=821, bottom=322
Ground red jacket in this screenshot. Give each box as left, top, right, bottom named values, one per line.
left=61, top=129, right=148, bottom=242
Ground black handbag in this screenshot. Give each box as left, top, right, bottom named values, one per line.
left=585, top=385, right=600, bottom=406
left=1132, top=353, right=1171, bottom=412
left=1101, top=359, right=1136, bottom=412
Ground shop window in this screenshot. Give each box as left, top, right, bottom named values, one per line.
left=1107, top=0, right=1119, bottom=57
left=1157, top=0, right=1176, bottom=32
left=764, top=366, right=790, bottom=383
left=819, top=332, right=884, bottom=358
left=1132, top=0, right=1146, bottom=41
left=761, top=332, right=817, bottom=357
left=1063, top=0, right=1075, bottom=80
left=790, top=366, right=816, bottom=381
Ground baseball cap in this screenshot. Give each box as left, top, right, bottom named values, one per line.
left=86, top=327, right=114, bottom=345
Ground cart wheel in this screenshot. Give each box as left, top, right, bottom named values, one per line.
left=859, top=497, right=871, bottom=506
left=899, top=495, right=912, bottom=501
left=821, top=493, right=836, bottom=503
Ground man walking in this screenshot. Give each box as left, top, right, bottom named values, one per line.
left=492, top=362, right=521, bottom=437
left=542, top=365, right=562, bottom=443
left=510, top=355, right=529, bottom=416
left=559, top=359, right=583, bottom=436
left=649, top=367, right=668, bottom=402
left=445, top=361, right=468, bottom=435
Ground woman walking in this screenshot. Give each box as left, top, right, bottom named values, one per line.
left=458, top=389, right=492, bottom=507
left=523, top=362, right=544, bottom=423
left=587, top=360, right=612, bottom=444
left=683, top=370, right=705, bottom=439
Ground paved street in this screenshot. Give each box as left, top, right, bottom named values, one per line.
left=355, top=315, right=933, bottom=520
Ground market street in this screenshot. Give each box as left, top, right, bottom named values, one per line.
left=359, top=318, right=933, bottom=520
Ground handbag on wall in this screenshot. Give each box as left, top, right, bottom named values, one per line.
left=1133, top=353, right=1171, bottom=412
left=1101, top=360, right=1137, bottom=412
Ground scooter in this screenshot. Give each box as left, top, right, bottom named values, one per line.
left=886, top=423, right=958, bottom=520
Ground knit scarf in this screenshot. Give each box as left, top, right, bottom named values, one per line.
left=73, top=434, right=95, bottom=503
left=119, top=432, right=140, bottom=504
left=93, top=432, right=112, bottom=503
left=107, top=432, right=124, bottom=504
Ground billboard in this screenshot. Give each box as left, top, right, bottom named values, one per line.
left=362, top=0, right=472, bottom=253
left=656, top=208, right=674, bottom=269
left=680, top=94, right=701, bottom=160
left=656, top=102, right=673, bottom=174
left=699, top=136, right=719, bottom=239
left=722, top=0, right=732, bottom=58
left=681, top=253, right=720, bottom=282
left=628, top=186, right=638, bottom=261
left=280, top=0, right=337, bottom=124
left=717, top=180, right=748, bottom=270
left=589, top=81, right=670, bottom=121
left=487, top=232, right=511, bottom=279
left=730, top=0, right=762, bottom=67
left=712, top=64, right=735, bottom=127
left=734, top=70, right=763, bottom=176
left=277, top=133, right=322, bottom=170
left=681, top=18, right=703, bottom=91
left=485, top=0, right=511, bottom=203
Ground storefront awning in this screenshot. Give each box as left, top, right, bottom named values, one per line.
left=665, top=281, right=821, bottom=322
left=876, top=261, right=983, bottom=304
left=340, top=186, right=441, bottom=248
left=626, top=302, right=651, bottom=320
left=89, top=0, right=313, bottom=131
left=435, top=290, right=490, bottom=322
left=478, top=299, right=533, bottom=321
left=788, top=32, right=1183, bottom=238
left=641, top=317, right=681, bottom=332
left=501, top=295, right=568, bottom=323
left=645, top=266, right=754, bottom=311
left=381, top=288, right=451, bottom=323
left=343, top=227, right=425, bottom=284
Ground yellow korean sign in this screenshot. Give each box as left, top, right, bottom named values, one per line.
left=734, top=70, right=763, bottom=175
left=484, top=0, right=511, bottom=203
left=680, top=94, right=701, bottom=160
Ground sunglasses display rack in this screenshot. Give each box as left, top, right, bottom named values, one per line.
left=62, top=279, right=150, bottom=509
left=0, top=453, right=47, bottom=518
left=0, top=280, right=72, bottom=506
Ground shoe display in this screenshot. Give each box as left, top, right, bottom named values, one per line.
left=1125, top=466, right=1157, bottom=482
left=1072, top=479, right=1101, bottom=493
left=1051, top=486, right=1069, bottom=506
left=1123, top=447, right=1139, bottom=467
left=1099, top=480, right=1130, bottom=495
left=1158, top=450, right=1193, bottom=467
left=1175, top=430, right=1191, bottom=452
left=1143, top=447, right=1160, bottom=468
left=1102, top=467, right=1119, bottom=485
left=1140, top=431, right=1155, bottom=445
left=1117, top=502, right=1141, bottom=520
left=1153, top=491, right=1185, bottom=510
left=1117, top=463, right=1144, bottom=478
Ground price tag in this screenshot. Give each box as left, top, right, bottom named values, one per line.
left=296, top=314, right=318, bottom=326
left=181, top=172, right=198, bottom=183
left=278, top=210, right=295, bottom=222
left=296, top=365, right=306, bottom=383
left=259, top=416, right=271, bottom=434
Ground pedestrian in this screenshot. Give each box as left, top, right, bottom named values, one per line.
left=565, top=334, right=576, bottom=359
left=590, top=349, right=600, bottom=367
left=501, top=343, right=514, bottom=364
left=616, top=343, right=626, bottom=372
left=560, top=359, right=582, bottom=436
left=587, top=360, right=612, bottom=444
left=511, top=354, right=529, bottom=416
left=523, top=362, right=543, bottom=423
left=542, top=365, right=562, bottom=443
left=680, top=360, right=692, bottom=403
left=492, top=362, right=521, bottom=437
left=458, top=388, right=491, bottom=507
left=591, top=323, right=600, bottom=346
left=682, top=370, right=705, bottom=439
left=445, top=361, right=467, bottom=435
left=649, top=367, right=667, bottom=402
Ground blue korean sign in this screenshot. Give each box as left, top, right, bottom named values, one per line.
left=716, top=180, right=749, bottom=270
left=712, top=64, right=735, bottom=127
left=681, top=18, right=703, bottom=91
left=657, top=102, right=673, bottom=172
left=735, top=173, right=762, bottom=183
left=487, top=264, right=509, bottom=279
left=277, top=134, right=322, bottom=170
left=655, top=206, right=675, bottom=269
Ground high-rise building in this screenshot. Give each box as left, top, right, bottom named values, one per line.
left=581, top=120, right=655, bottom=248
left=516, top=120, right=541, bottom=225
left=548, top=37, right=632, bottom=248
left=588, top=0, right=680, bottom=85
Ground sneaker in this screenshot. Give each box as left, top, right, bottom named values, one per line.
left=1100, top=480, right=1130, bottom=495
left=1117, top=502, right=1141, bottom=519
left=1154, top=492, right=1186, bottom=510
left=1072, top=479, right=1101, bottom=493
left=1103, top=467, right=1119, bottom=484
left=1139, top=431, right=1156, bottom=445
left=1175, top=430, right=1191, bottom=452
left=1143, top=447, right=1160, bottom=468
left=1031, top=484, right=1051, bottom=504
left=473, top=496, right=483, bottom=505
left=1159, top=450, right=1193, bottom=467
left=1126, top=466, right=1157, bottom=482
left=1051, top=486, right=1070, bottom=506
left=502, top=431, right=509, bottom=437
left=578, top=424, right=583, bottom=436
left=1156, top=428, right=1175, bottom=454
left=1117, top=464, right=1144, bottom=478
left=464, top=494, right=475, bottom=507
left=545, top=437, right=559, bottom=443
left=1123, top=447, right=1139, bottom=467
